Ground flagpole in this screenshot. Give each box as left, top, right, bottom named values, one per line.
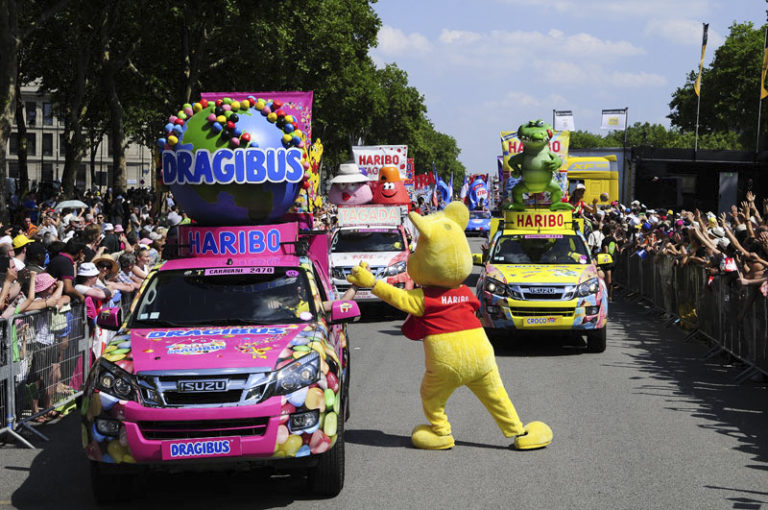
left=758, top=25, right=768, bottom=153
left=758, top=93, right=763, bottom=153
left=623, top=107, right=629, bottom=203
left=695, top=86, right=702, bottom=152
left=694, top=23, right=708, bottom=152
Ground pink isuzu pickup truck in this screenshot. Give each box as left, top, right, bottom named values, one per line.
left=81, top=220, right=358, bottom=502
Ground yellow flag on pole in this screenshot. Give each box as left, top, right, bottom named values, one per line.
left=693, top=23, right=708, bottom=97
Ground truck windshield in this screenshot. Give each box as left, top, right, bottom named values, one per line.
left=470, top=211, right=491, bottom=219
left=490, top=234, right=590, bottom=264
left=332, top=230, right=404, bottom=253
left=130, top=267, right=316, bottom=327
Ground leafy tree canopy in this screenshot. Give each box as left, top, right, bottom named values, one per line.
left=668, top=21, right=767, bottom=149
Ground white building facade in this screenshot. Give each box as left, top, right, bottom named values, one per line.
left=5, top=84, right=151, bottom=192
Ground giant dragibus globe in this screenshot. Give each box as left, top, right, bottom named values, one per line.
left=158, top=96, right=310, bottom=225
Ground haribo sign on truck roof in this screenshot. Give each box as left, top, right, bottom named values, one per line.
left=158, top=91, right=314, bottom=225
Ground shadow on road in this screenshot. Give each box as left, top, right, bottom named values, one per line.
left=490, top=330, right=588, bottom=357
left=9, top=415, right=323, bottom=509
left=344, top=428, right=511, bottom=452
left=607, top=295, right=768, bottom=502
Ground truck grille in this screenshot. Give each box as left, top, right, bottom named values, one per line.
left=139, top=417, right=270, bottom=440
left=509, top=307, right=575, bottom=317
left=138, top=371, right=271, bottom=408
left=332, top=266, right=385, bottom=285
left=512, top=285, right=573, bottom=301
left=162, top=390, right=244, bottom=406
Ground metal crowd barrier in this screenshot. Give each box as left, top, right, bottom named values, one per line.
left=0, top=303, right=89, bottom=447
left=614, top=251, right=768, bottom=381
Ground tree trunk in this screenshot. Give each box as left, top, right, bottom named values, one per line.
left=0, top=0, right=20, bottom=225
left=89, top=140, right=97, bottom=190
left=14, top=81, right=28, bottom=194
left=100, top=0, right=127, bottom=194
left=61, top=46, right=89, bottom=198
left=106, top=74, right=126, bottom=193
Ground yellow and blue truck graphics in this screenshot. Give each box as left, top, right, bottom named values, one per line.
left=473, top=209, right=608, bottom=352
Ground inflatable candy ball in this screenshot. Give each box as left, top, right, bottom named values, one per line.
left=159, top=96, right=308, bottom=225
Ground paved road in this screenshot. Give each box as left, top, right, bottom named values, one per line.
left=2, top=237, right=767, bottom=509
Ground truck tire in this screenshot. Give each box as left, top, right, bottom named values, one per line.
left=90, top=461, right=136, bottom=504
left=343, top=345, right=351, bottom=422
left=308, top=407, right=345, bottom=498
left=586, top=326, right=607, bottom=353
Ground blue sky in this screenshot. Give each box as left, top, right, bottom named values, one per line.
left=369, top=0, right=767, bottom=174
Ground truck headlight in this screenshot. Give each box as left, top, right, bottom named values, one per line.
left=384, top=261, right=407, bottom=276
left=95, top=359, right=138, bottom=401
left=576, top=278, right=600, bottom=297
left=274, top=351, right=320, bottom=395
left=485, top=277, right=507, bottom=296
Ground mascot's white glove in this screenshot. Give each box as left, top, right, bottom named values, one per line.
left=346, top=262, right=376, bottom=288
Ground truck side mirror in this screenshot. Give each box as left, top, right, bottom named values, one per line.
left=596, top=253, right=613, bottom=266
left=329, top=300, right=361, bottom=324
left=472, top=253, right=484, bottom=266
left=97, top=307, right=122, bottom=331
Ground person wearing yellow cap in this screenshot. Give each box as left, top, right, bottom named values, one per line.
left=11, top=234, right=35, bottom=271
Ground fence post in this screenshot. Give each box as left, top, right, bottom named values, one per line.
left=1, top=316, right=35, bottom=448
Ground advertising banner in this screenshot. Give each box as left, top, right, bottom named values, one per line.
left=337, top=205, right=404, bottom=227
left=553, top=110, right=575, bottom=131
left=178, top=223, right=299, bottom=258
left=351, top=145, right=408, bottom=181
left=600, top=108, right=627, bottom=131
left=405, top=158, right=414, bottom=184
left=413, top=172, right=435, bottom=190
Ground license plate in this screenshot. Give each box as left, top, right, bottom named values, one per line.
left=529, top=287, right=557, bottom=295
left=177, top=379, right=227, bottom=393
left=161, top=437, right=242, bottom=460
left=524, top=317, right=558, bottom=326
left=355, top=290, right=374, bottom=299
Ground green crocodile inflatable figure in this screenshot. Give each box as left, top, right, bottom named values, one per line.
left=504, top=119, right=573, bottom=211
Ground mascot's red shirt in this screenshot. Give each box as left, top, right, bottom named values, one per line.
left=401, top=285, right=482, bottom=340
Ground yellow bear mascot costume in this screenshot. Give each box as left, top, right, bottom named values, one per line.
left=348, top=202, right=552, bottom=450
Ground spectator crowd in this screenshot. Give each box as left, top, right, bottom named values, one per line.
left=3, top=176, right=766, bottom=423
left=2, top=186, right=185, bottom=423
left=566, top=189, right=768, bottom=314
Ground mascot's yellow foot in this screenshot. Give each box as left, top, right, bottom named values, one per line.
left=513, top=421, right=553, bottom=450
left=411, top=424, right=455, bottom=450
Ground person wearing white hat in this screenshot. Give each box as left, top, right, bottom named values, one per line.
left=328, top=163, right=373, bottom=205
left=75, top=262, right=111, bottom=305
left=568, top=182, right=597, bottom=217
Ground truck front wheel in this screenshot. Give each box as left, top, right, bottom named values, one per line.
left=90, top=461, right=136, bottom=504
left=307, top=406, right=345, bottom=498
left=586, top=326, right=607, bottom=353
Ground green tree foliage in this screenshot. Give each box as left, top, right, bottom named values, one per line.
left=26, top=0, right=101, bottom=197
left=356, top=64, right=465, bottom=185
left=569, top=122, right=744, bottom=151
left=3, top=0, right=463, bottom=199
left=669, top=21, right=766, bottom=149
left=568, top=130, right=609, bottom=149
